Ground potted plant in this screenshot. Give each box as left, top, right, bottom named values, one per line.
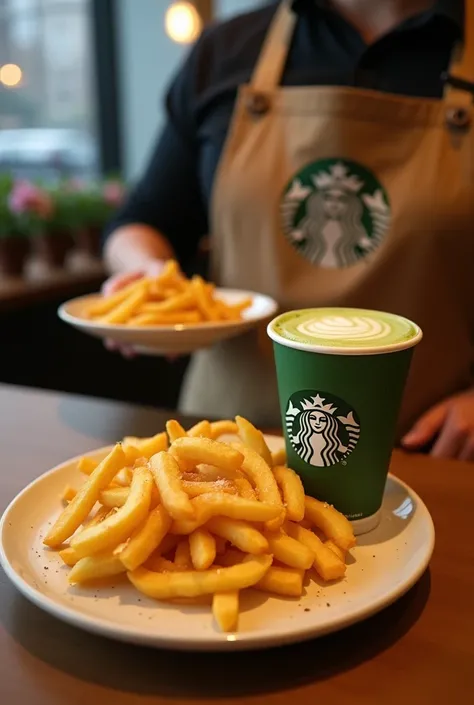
left=72, top=177, right=125, bottom=258
left=8, top=179, right=61, bottom=269
left=0, top=174, right=31, bottom=278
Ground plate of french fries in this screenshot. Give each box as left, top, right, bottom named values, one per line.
left=58, top=261, right=278, bottom=355
left=0, top=417, right=434, bottom=651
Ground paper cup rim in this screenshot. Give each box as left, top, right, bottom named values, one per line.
left=267, top=311, right=423, bottom=356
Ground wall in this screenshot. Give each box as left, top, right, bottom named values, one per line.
left=217, top=0, right=262, bottom=19
left=116, top=1, right=263, bottom=180
left=116, top=0, right=187, bottom=180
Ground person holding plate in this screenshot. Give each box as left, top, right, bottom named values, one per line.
left=103, top=0, right=474, bottom=460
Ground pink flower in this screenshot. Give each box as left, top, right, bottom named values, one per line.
left=8, top=181, right=53, bottom=219
left=103, top=180, right=124, bottom=207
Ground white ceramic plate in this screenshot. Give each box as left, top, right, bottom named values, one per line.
left=58, top=289, right=278, bottom=355
left=0, top=436, right=434, bottom=652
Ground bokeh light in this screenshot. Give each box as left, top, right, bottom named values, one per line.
left=165, top=2, right=202, bottom=44
left=0, top=63, right=23, bottom=87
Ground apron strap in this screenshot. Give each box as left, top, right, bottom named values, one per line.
left=250, top=0, right=297, bottom=92
left=444, top=0, right=474, bottom=109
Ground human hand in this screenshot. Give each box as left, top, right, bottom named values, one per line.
left=102, top=260, right=166, bottom=358
left=402, top=389, right=474, bottom=461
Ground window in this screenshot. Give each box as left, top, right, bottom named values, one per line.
left=0, top=0, right=109, bottom=181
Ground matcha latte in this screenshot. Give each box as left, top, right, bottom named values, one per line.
left=268, top=308, right=422, bottom=534
left=270, top=308, right=421, bottom=353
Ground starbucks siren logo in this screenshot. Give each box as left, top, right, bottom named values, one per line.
left=281, top=158, right=391, bottom=268
left=286, top=391, right=360, bottom=468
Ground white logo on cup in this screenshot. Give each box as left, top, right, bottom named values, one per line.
left=286, top=393, right=360, bottom=468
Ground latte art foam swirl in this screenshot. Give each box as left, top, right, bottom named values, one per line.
left=296, top=316, right=392, bottom=342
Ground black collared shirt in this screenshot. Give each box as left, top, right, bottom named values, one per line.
left=107, top=1, right=463, bottom=263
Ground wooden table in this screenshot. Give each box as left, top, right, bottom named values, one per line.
left=0, top=384, right=472, bottom=705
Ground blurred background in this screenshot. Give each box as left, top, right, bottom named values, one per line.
left=0, top=0, right=261, bottom=411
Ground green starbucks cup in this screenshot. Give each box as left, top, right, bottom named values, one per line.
left=267, top=308, right=422, bottom=535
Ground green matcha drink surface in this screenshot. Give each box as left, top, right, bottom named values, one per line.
left=270, top=308, right=420, bottom=351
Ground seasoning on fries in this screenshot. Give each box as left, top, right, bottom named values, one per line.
left=83, top=260, right=252, bottom=326
left=44, top=415, right=355, bottom=633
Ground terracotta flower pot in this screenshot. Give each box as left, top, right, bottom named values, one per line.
left=0, top=236, right=30, bottom=278
left=75, top=226, right=102, bottom=258
left=34, top=230, right=73, bottom=269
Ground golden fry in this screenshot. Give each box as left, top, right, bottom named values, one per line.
left=286, top=522, right=346, bottom=581
left=235, top=415, right=273, bottom=467
left=69, top=551, right=126, bottom=584
left=213, top=591, right=239, bottom=632
left=207, top=517, right=269, bottom=555
left=171, top=437, right=243, bottom=474
left=174, top=539, right=192, bottom=568
left=233, top=477, right=256, bottom=500
left=304, top=497, right=356, bottom=551
left=189, top=528, right=216, bottom=570
left=273, top=466, right=305, bottom=522
left=61, top=486, right=77, bottom=503
left=98, top=281, right=149, bottom=324
left=77, top=456, right=98, bottom=476
left=187, top=420, right=212, bottom=438
left=166, top=420, right=187, bottom=443
left=209, top=420, right=238, bottom=439
left=264, top=530, right=314, bottom=570
left=114, top=467, right=133, bottom=487
left=150, top=451, right=195, bottom=521
left=127, top=554, right=272, bottom=599
left=170, top=492, right=282, bottom=535
left=233, top=442, right=284, bottom=530
left=123, top=432, right=168, bottom=459
left=120, top=505, right=171, bottom=571
left=255, top=566, right=304, bottom=597
left=100, top=486, right=129, bottom=508
left=182, top=479, right=237, bottom=497
left=325, top=539, right=346, bottom=562
left=71, top=467, right=153, bottom=558
left=84, top=279, right=147, bottom=317
left=271, top=448, right=287, bottom=467
left=191, top=275, right=215, bottom=321
left=44, top=444, right=126, bottom=547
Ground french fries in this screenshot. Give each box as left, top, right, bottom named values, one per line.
left=171, top=437, right=244, bottom=474
left=150, top=451, right=195, bottom=521
left=47, top=416, right=356, bottom=633
left=83, top=260, right=252, bottom=327
left=235, top=415, right=273, bottom=467
left=120, top=505, right=171, bottom=571
left=273, top=466, right=305, bottom=522
left=304, top=497, right=356, bottom=551
left=286, top=522, right=346, bottom=581
left=44, top=444, right=127, bottom=547
left=189, top=528, right=216, bottom=570
left=70, top=467, right=153, bottom=559
left=127, top=555, right=273, bottom=599
left=233, top=442, right=284, bottom=530
left=213, top=592, right=239, bottom=632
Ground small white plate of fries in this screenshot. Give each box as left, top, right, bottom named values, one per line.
left=0, top=417, right=434, bottom=651
left=58, top=261, right=278, bottom=355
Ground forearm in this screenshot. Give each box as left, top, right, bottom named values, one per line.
left=104, top=224, right=176, bottom=275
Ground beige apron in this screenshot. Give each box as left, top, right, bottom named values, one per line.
left=180, top=0, right=474, bottom=435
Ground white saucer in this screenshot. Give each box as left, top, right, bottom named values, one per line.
left=58, top=289, right=278, bottom=355
left=0, top=436, right=434, bottom=651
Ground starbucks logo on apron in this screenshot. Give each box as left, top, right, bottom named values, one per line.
left=286, top=390, right=360, bottom=468
left=281, top=158, right=391, bottom=268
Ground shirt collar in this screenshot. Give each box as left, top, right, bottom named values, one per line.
left=291, top=0, right=464, bottom=31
